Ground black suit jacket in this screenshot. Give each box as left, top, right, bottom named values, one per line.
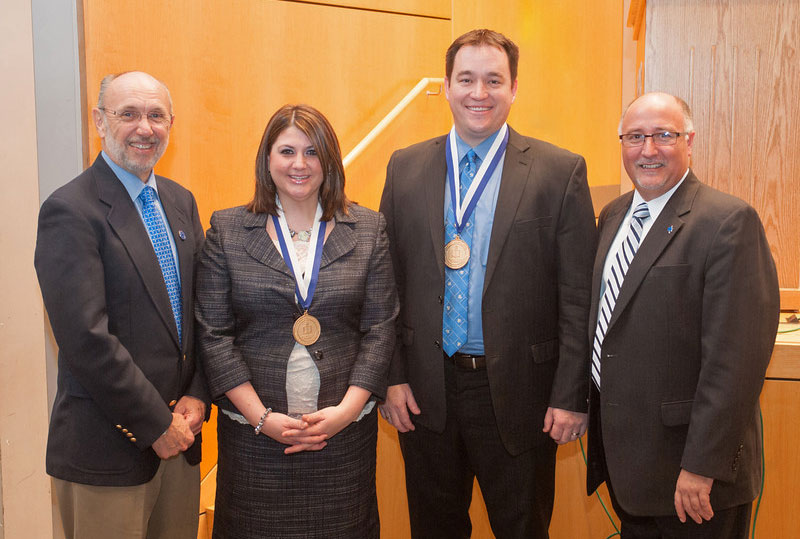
left=35, top=154, right=208, bottom=486
left=586, top=172, right=779, bottom=515
left=379, top=127, right=597, bottom=455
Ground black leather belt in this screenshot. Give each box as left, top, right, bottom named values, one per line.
left=446, top=352, right=487, bottom=370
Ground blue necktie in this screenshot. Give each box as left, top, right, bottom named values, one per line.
left=139, top=186, right=182, bottom=345
left=591, top=202, right=650, bottom=388
left=443, top=150, right=480, bottom=356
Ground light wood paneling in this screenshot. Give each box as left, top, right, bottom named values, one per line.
left=756, top=379, right=800, bottom=538
left=294, top=0, right=450, bottom=19
left=83, top=0, right=451, bottom=228
left=453, top=1, right=625, bottom=190
left=645, top=0, right=800, bottom=287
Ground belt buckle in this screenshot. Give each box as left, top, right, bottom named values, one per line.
left=470, top=355, right=477, bottom=370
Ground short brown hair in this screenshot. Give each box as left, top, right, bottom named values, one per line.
left=445, top=29, right=519, bottom=82
left=247, top=104, right=349, bottom=220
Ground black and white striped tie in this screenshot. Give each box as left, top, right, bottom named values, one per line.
left=591, top=202, right=650, bottom=389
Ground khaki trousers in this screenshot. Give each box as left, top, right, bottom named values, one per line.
left=53, top=455, right=200, bottom=539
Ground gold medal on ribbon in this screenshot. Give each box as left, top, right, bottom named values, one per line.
left=444, top=236, right=470, bottom=269
left=293, top=310, right=321, bottom=346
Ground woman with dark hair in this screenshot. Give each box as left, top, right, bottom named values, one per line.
left=196, top=104, right=398, bottom=538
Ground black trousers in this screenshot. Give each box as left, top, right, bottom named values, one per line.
left=398, top=358, right=557, bottom=539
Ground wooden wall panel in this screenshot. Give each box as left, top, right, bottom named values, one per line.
left=756, top=379, right=800, bottom=538
left=295, top=0, right=450, bottom=19
left=453, top=0, right=625, bottom=200
left=83, top=0, right=451, bottom=228
left=645, top=0, right=800, bottom=287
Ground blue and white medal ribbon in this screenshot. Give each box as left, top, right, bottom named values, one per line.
left=444, top=123, right=509, bottom=269
left=272, top=200, right=327, bottom=345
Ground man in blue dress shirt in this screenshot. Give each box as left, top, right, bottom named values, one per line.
left=380, top=29, right=598, bottom=538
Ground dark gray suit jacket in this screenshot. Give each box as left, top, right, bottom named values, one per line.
left=195, top=204, right=398, bottom=413
left=586, top=171, right=779, bottom=515
left=379, top=127, right=598, bottom=455
left=35, top=154, right=208, bottom=486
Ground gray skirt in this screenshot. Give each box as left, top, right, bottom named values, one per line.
left=212, top=408, right=379, bottom=539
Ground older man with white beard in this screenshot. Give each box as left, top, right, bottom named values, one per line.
left=35, top=71, right=208, bottom=539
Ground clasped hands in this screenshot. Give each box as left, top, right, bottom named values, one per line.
left=260, top=404, right=357, bottom=454
left=151, top=395, right=206, bottom=459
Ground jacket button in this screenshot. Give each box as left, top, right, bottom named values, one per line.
left=314, top=350, right=324, bottom=360
left=169, top=400, right=178, bottom=407
left=438, top=295, right=443, bottom=304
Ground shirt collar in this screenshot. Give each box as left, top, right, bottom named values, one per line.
left=454, top=125, right=505, bottom=163
left=101, top=151, right=158, bottom=201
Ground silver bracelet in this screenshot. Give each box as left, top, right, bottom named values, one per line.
left=254, top=408, right=271, bottom=435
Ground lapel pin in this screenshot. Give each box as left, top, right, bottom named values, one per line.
left=178, top=230, right=186, bottom=240
left=667, top=225, right=673, bottom=234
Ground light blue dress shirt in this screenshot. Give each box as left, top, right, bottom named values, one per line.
left=444, top=128, right=506, bottom=355
left=101, top=151, right=181, bottom=283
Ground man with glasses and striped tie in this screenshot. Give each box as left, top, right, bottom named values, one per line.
left=35, top=71, right=207, bottom=539
left=586, top=92, right=779, bottom=538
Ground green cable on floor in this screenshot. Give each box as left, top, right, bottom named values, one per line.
left=578, top=437, right=620, bottom=537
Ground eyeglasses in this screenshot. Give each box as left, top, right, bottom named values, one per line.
left=99, top=107, right=173, bottom=127
left=619, top=131, right=686, bottom=147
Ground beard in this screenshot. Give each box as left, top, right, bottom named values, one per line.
left=103, top=121, right=168, bottom=179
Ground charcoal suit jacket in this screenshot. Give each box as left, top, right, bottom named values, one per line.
left=380, top=127, right=598, bottom=455
left=586, top=171, right=779, bottom=515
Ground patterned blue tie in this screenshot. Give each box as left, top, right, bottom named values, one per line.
left=591, top=202, right=650, bottom=388
left=139, top=186, right=182, bottom=344
left=443, top=150, right=480, bottom=356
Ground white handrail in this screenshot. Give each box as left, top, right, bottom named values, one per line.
left=342, top=77, right=444, bottom=168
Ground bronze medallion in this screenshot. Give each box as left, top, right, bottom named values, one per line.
left=444, top=237, right=470, bottom=269
left=293, top=312, right=321, bottom=346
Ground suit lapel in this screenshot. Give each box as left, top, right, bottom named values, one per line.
left=320, top=210, right=357, bottom=268
left=242, top=209, right=358, bottom=274
left=95, top=157, right=180, bottom=348
left=605, top=175, right=699, bottom=331
left=588, top=193, right=633, bottom=334
left=425, top=137, right=448, bottom=277
left=484, top=129, right=531, bottom=292
left=242, top=211, right=292, bottom=277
